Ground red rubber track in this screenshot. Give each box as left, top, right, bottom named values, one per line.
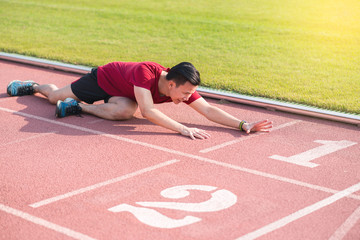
left=1, top=60, right=359, bottom=240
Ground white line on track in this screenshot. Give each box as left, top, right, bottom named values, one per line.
left=0, top=97, right=12, bottom=103
left=87, top=119, right=104, bottom=124
left=200, top=120, right=301, bottom=153
left=30, top=159, right=180, bottom=208
left=0, top=203, right=96, bottom=240
left=328, top=205, right=360, bottom=240
left=0, top=131, right=57, bottom=147
left=236, top=182, right=360, bottom=240
left=1, top=107, right=360, bottom=203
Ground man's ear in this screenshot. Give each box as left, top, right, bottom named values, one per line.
left=168, top=80, right=176, bottom=89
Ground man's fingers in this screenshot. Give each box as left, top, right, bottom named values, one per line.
left=258, top=122, right=273, bottom=130
left=189, top=132, right=196, bottom=140
left=255, top=120, right=272, bottom=127
left=191, top=129, right=210, bottom=140
left=199, top=130, right=211, bottom=139
left=245, top=120, right=273, bottom=133
left=257, top=120, right=272, bottom=126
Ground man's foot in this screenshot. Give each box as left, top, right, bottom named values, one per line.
left=7, top=80, right=37, bottom=96
left=55, top=98, right=82, bottom=118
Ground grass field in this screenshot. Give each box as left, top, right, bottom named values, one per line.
left=1, top=0, right=359, bottom=114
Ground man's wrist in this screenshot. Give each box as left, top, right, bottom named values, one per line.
left=238, top=120, right=247, bottom=131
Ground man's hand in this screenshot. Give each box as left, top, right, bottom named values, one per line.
left=242, top=120, right=273, bottom=134
left=180, top=126, right=211, bottom=140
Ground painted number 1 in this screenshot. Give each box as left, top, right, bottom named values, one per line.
left=269, top=140, right=357, bottom=168
left=108, top=185, right=237, bottom=229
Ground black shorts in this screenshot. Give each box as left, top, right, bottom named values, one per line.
left=71, top=68, right=112, bottom=104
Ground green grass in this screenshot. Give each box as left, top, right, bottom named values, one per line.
left=1, top=0, right=359, bottom=114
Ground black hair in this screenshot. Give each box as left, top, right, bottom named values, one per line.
left=166, top=62, right=201, bottom=87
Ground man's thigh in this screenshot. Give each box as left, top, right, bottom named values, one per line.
left=108, top=96, right=138, bottom=119
left=52, top=85, right=80, bottom=102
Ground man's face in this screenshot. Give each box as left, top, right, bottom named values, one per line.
left=169, top=81, right=198, bottom=104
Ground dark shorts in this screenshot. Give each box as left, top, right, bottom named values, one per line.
left=71, top=68, right=112, bottom=104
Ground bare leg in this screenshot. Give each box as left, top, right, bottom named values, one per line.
left=79, top=96, right=138, bottom=120
left=34, top=84, right=137, bottom=120
left=34, top=84, right=79, bottom=104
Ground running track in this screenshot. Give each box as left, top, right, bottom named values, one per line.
left=1, top=59, right=359, bottom=240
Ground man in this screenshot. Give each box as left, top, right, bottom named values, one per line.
left=7, top=61, right=272, bottom=139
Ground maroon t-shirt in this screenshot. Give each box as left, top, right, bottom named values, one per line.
left=97, top=61, right=201, bottom=104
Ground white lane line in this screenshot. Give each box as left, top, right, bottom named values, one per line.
left=0, top=97, right=12, bottom=103
left=0, top=203, right=96, bottom=240
left=328, top=205, right=360, bottom=240
left=1, top=107, right=360, bottom=202
left=0, top=131, right=57, bottom=147
left=87, top=119, right=104, bottom=124
left=236, top=182, right=360, bottom=240
left=200, top=120, right=301, bottom=153
left=29, top=159, right=180, bottom=208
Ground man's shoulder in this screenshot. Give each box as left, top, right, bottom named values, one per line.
left=102, top=61, right=168, bottom=71
left=137, top=61, right=167, bottom=71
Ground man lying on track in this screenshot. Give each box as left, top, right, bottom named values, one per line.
left=7, top=61, right=272, bottom=139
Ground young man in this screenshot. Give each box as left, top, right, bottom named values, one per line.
left=7, top=61, right=272, bottom=139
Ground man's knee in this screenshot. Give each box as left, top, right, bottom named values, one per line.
left=48, top=85, right=77, bottom=104
left=47, top=85, right=62, bottom=104
left=108, top=97, right=137, bottom=120
left=111, top=109, right=135, bottom=120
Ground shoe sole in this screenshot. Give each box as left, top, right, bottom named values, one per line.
left=7, top=80, right=19, bottom=96
left=7, top=80, right=35, bottom=96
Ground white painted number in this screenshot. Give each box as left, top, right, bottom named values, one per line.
left=108, top=185, right=237, bottom=229
left=269, top=140, right=357, bottom=168
left=108, top=203, right=201, bottom=228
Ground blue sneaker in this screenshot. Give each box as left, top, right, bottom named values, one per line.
left=7, top=80, right=37, bottom=96
left=55, top=98, right=82, bottom=118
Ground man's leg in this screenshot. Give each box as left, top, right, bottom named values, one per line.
left=79, top=96, right=138, bottom=120
left=7, top=80, right=79, bottom=104
left=34, top=84, right=79, bottom=104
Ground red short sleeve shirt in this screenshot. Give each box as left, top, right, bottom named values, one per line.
left=97, top=61, right=201, bottom=104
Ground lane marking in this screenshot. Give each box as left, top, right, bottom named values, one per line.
left=328, top=205, right=360, bottom=240
left=108, top=185, right=237, bottom=229
left=0, top=203, right=96, bottom=240
left=29, top=159, right=180, bottom=208
left=236, top=182, right=360, bottom=240
left=1, top=107, right=360, bottom=203
left=270, top=140, right=357, bottom=168
left=200, top=120, right=301, bottom=153
left=0, top=131, right=57, bottom=147
left=87, top=119, right=104, bottom=124
left=0, top=97, right=12, bottom=103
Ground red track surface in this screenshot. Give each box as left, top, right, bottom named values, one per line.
left=1, top=60, right=359, bottom=240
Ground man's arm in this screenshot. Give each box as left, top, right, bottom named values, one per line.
left=134, top=86, right=210, bottom=139
left=189, top=97, right=272, bottom=133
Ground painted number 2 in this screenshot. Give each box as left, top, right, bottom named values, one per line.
left=108, top=185, right=237, bottom=229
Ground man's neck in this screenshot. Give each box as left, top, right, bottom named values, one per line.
left=158, top=71, right=169, bottom=96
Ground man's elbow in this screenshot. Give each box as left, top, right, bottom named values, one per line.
left=140, top=108, right=154, bottom=120
left=202, top=106, right=214, bottom=119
